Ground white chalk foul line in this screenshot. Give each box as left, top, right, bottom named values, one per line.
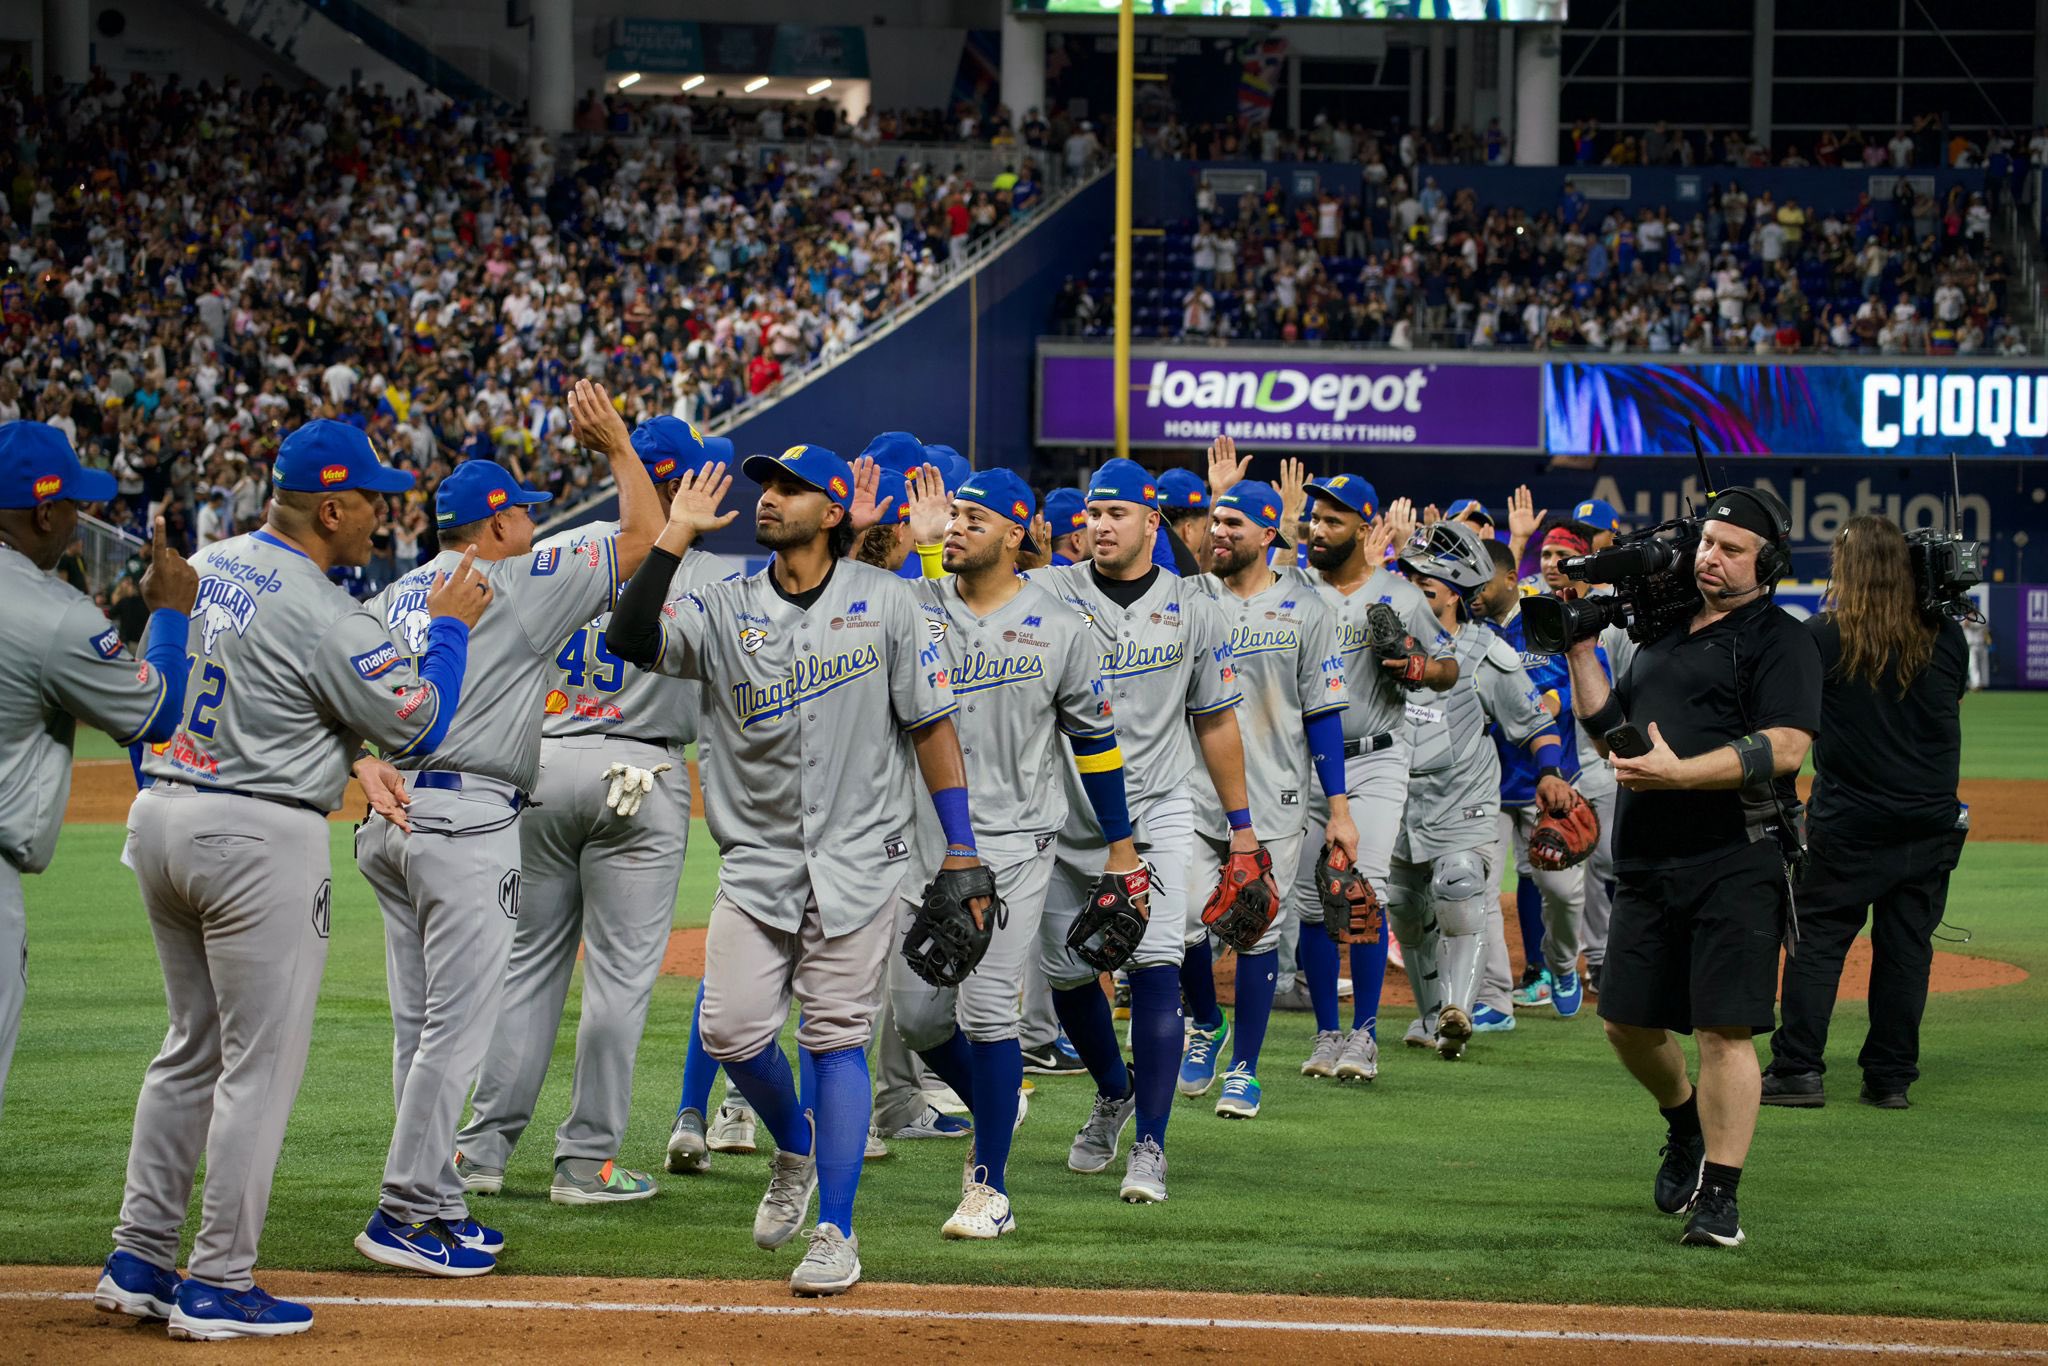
left=19, top=1290, right=2047, bottom=1357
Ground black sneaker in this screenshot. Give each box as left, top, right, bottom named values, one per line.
left=1761, top=1071, right=1826, bottom=1108
left=1020, top=1040, right=1087, bottom=1076
left=1680, top=1183, right=1745, bottom=1247
left=1859, top=1081, right=1911, bottom=1109
left=1585, top=962, right=1603, bottom=996
left=1654, top=1131, right=1707, bottom=1214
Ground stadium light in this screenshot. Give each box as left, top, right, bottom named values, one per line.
left=806, top=79, right=832, bottom=95
left=616, top=72, right=641, bottom=89
left=744, top=76, right=769, bottom=93
left=682, top=75, right=705, bottom=91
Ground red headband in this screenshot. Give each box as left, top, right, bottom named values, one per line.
left=1542, top=526, right=1591, bottom=557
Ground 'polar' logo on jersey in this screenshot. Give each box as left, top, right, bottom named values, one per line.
left=732, top=645, right=881, bottom=728
left=195, top=577, right=259, bottom=656
left=384, top=584, right=434, bottom=654
left=739, top=627, right=768, bottom=655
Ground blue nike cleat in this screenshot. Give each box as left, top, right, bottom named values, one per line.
left=1472, top=1004, right=1517, bottom=1032
left=1552, top=970, right=1585, bottom=1018
left=167, top=1281, right=313, bottom=1340
left=354, top=1209, right=497, bottom=1278
left=1178, top=1017, right=1229, bottom=1097
left=94, top=1249, right=180, bottom=1320
left=445, top=1217, right=505, bottom=1254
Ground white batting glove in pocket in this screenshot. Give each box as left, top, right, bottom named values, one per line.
left=603, top=761, right=673, bottom=819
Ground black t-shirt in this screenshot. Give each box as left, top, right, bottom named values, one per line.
left=1805, top=614, right=1965, bottom=843
left=1611, top=597, right=1823, bottom=871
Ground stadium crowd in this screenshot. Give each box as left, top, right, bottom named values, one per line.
left=0, top=64, right=1045, bottom=600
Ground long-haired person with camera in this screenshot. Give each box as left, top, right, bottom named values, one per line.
left=1762, top=516, right=1969, bottom=1112
left=1562, top=489, right=1823, bottom=1250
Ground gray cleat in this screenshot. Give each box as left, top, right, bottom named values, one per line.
left=708, top=1102, right=758, bottom=1154
left=789, top=1222, right=861, bottom=1296
left=1403, top=1016, right=1437, bottom=1050
left=454, top=1151, right=503, bottom=1195
left=1067, top=1086, right=1137, bottom=1174
left=666, top=1108, right=710, bottom=1175
left=753, top=1148, right=818, bottom=1250
left=1119, top=1135, right=1169, bottom=1203
left=1335, top=1028, right=1380, bottom=1081
left=1301, top=1029, right=1345, bottom=1077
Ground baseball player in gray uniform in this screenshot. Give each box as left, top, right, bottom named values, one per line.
left=1287, top=471, right=1457, bottom=1085
left=0, top=424, right=193, bottom=1125
left=105, top=421, right=490, bottom=1339
left=608, top=442, right=980, bottom=1297
left=1393, top=522, right=1574, bottom=1061
left=1582, top=621, right=1634, bottom=991
left=353, top=380, right=663, bottom=1278
left=891, top=464, right=1143, bottom=1238
left=454, top=417, right=739, bottom=1205
left=1175, top=478, right=1355, bottom=1121
left=1026, top=457, right=1258, bottom=1206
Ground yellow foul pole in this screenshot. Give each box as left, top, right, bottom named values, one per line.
left=1113, top=0, right=1134, bottom=461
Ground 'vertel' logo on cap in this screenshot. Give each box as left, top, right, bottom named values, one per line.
left=320, top=464, right=349, bottom=486
left=488, top=488, right=510, bottom=510
left=32, top=475, right=62, bottom=501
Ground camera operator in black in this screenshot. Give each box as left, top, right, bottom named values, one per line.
left=1763, top=516, right=1968, bottom=1112
left=1564, top=487, right=1823, bottom=1250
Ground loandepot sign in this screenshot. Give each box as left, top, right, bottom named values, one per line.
left=1036, top=352, right=1542, bottom=451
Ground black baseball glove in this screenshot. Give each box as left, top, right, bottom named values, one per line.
left=902, top=863, right=1001, bottom=988
left=1366, top=601, right=1430, bottom=691
left=1315, top=842, right=1383, bottom=944
left=1067, top=863, right=1152, bottom=973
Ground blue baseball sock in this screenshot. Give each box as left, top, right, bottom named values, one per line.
left=1517, top=877, right=1547, bottom=974
left=915, top=1027, right=977, bottom=1113
left=968, top=1038, right=1022, bottom=1193
left=1179, top=938, right=1225, bottom=1031
left=1052, top=984, right=1130, bottom=1100
left=722, top=1040, right=807, bottom=1155
left=806, top=1046, right=870, bottom=1234
left=1228, top=950, right=1278, bottom=1074
left=1349, top=914, right=1390, bottom=1036
left=1128, top=964, right=1184, bottom=1148
left=1297, top=920, right=1342, bottom=1032
left=798, top=1023, right=817, bottom=1111
left=677, top=982, right=720, bottom=1117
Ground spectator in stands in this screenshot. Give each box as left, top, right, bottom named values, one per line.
left=1182, top=284, right=1216, bottom=339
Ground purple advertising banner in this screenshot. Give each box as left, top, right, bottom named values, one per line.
left=2022, top=585, right=2048, bottom=688
left=1037, top=351, right=1543, bottom=452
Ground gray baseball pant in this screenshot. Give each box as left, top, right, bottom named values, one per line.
left=1041, top=792, right=1195, bottom=989
left=457, top=736, right=688, bottom=1169
left=0, top=858, right=22, bottom=1124
left=697, top=883, right=900, bottom=1063
left=112, top=785, right=331, bottom=1289
left=1386, top=835, right=1497, bottom=1028
left=1499, top=804, right=1589, bottom=978
left=1580, top=784, right=1617, bottom=971
left=893, top=844, right=1056, bottom=1051
left=1186, top=829, right=1306, bottom=956
left=355, top=778, right=524, bottom=1225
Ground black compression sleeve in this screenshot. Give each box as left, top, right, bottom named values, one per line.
left=609, top=544, right=679, bottom=667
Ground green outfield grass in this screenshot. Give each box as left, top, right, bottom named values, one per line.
left=11, top=693, right=2044, bottom=1319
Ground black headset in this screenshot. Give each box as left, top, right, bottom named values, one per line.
left=1710, top=486, right=1792, bottom=588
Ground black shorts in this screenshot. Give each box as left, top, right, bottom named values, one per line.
left=1598, top=839, right=1787, bottom=1036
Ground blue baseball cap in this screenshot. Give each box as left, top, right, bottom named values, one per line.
left=0, top=422, right=116, bottom=508
left=1086, top=457, right=1159, bottom=508
left=861, top=431, right=926, bottom=472
left=1155, top=468, right=1209, bottom=511
left=1445, top=498, right=1493, bottom=524
left=1304, top=472, right=1378, bottom=519
left=630, top=415, right=711, bottom=483
left=873, top=466, right=910, bottom=524
left=1571, top=497, right=1624, bottom=532
left=434, top=459, right=553, bottom=529
left=1043, top=487, right=1087, bottom=537
left=955, top=468, right=1038, bottom=552
left=701, top=433, right=735, bottom=463
left=274, top=419, right=416, bottom=496
left=923, top=444, right=971, bottom=494
left=742, top=443, right=856, bottom=510
left=1215, top=479, right=1284, bottom=531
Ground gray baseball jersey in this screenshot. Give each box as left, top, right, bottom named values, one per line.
left=1027, top=563, right=1239, bottom=835
left=1402, top=621, right=1554, bottom=858
left=645, top=559, right=955, bottom=936
left=0, top=545, right=175, bottom=873
left=906, top=575, right=1114, bottom=862
left=366, top=535, right=623, bottom=790
left=1309, top=564, right=1452, bottom=741
left=1184, top=567, right=1348, bottom=839
left=536, top=523, right=739, bottom=743
left=138, top=531, right=454, bottom=809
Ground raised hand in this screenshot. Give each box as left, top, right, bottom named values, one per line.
left=1380, top=496, right=1418, bottom=549
left=425, top=543, right=495, bottom=628
left=1207, top=433, right=1251, bottom=499
left=1018, top=512, right=1054, bottom=570
left=140, top=515, right=198, bottom=614
left=1507, top=484, right=1546, bottom=541
left=847, top=455, right=895, bottom=533
left=1278, top=456, right=1308, bottom=533
left=1360, top=516, right=1398, bottom=566
left=567, top=378, right=632, bottom=457
left=904, top=463, right=949, bottom=546
left=666, top=460, right=737, bottom=537
left=1420, top=503, right=1443, bottom=527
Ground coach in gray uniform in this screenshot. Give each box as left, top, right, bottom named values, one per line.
left=893, top=465, right=1143, bottom=1240
left=1288, top=471, right=1456, bottom=1084
left=610, top=441, right=977, bottom=1297
left=1027, top=457, right=1257, bottom=1206
left=353, top=379, right=663, bottom=1278
left=108, top=421, right=489, bottom=1339
left=455, top=417, right=738, bottom=1205
left=0, top=423, right=192, bottom=1123
left=1394, top=522, right=1573, bottom=1062
left=1175, top=479, right=1353, bottom=1122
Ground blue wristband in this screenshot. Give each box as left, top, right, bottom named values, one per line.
left=1226, top=806, right=1252, bottom=831
left=932, top=785, right=975, bottom=851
